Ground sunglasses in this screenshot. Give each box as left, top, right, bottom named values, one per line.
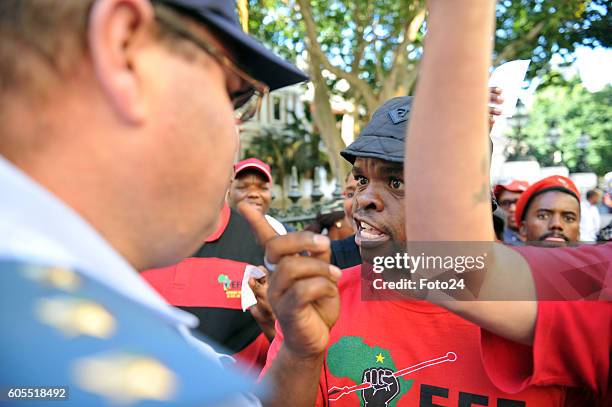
left=154, top=5, right=269, bottom=122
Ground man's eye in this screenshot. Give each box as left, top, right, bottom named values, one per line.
left=537, top=213, right=549, bottom=220
left=564, top=215, right=576, bottom=223
left=356, top=176, right=368, bottom=186
left=389, top=178, right=403, bottom=189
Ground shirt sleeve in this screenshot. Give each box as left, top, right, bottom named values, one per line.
left=258, top=321, right=284, bottom=380
left=480, top=243, right=612, bottom=398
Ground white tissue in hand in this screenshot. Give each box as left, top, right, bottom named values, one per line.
left=241, top=265, right=266, bottom=311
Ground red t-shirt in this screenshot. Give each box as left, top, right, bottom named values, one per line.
left=481, top=243, right=612, bottom=406
left=263, top=265, right=567, bottom=406
left=143, top=204, right=270, bottom=373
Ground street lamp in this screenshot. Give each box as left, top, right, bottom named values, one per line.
left=505, top=99, right=531, bottom=160
left=512, top=99, right=527, bottom=133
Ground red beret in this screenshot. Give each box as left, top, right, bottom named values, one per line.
left=493, top=180, right=529, bottom=200
left=515, top=175, right=580, bottom=226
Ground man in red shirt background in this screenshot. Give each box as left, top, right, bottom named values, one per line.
left=494, top=180, right=529, bottom=244
left=515, top=176, right=581, bottom=246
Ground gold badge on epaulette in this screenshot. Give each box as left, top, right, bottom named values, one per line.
left=72, top=353, right=177, bottom=404
left=35, top=296, right=116, bottom=339
left=22, top=266, right=81, bottom=292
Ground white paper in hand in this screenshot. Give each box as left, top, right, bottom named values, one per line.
left=241, top=264, right=266, bottom=311
left=488, top=60, right=530, bottom=183
left=488, top=59, right=530, bottom=117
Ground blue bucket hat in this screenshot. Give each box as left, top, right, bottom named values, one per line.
left=159, top=0, right=308, bottom=90
left=341, top=96, right=413, bottom=164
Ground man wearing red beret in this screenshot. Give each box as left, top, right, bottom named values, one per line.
left=494, top=180, right=529, bottom=244
left=515, top=176, right=581, bottom=246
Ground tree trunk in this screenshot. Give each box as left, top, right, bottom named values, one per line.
left=309, top=50, right=351, bottom=185
left=494, top=21, right=545, bottom=65
left=237, top=0, right=249, bottom=33
left=296, top=0, right=352, bottom=184
left=295, top=0, right=425, bottom=186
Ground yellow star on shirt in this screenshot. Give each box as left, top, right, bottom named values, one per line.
left=375, top=353, right=385, bottom=363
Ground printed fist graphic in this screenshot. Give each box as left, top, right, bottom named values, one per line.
left=362, top=367, right=400, bottom=407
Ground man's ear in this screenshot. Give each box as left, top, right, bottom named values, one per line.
left=519, top=223, right=526, bottom=238
left=88, top=0, right=155, bottom=124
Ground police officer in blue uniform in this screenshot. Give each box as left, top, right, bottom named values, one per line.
left=0, top=0, right=306, bottom=405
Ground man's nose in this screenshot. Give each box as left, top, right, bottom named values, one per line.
left=548, top=213, right=564, bottom=231
left=355, top=185, right=384, bottom=212
left=247, top=188, right=260, bottom=198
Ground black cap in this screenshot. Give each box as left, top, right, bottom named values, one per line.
left=160, top=0, right=308, bottom=90
left=341, top=96, right=413, bottom=164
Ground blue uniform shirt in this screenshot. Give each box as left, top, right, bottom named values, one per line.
left=0, top=153, right=263, bottom=406
left=0, top=261, right=261, bottom=406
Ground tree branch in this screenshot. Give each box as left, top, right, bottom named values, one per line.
left=380, top=8, right=426, bottom=101
left=309, top=49, right=351, bottom=182
left=403, top=60, right=420, bottom=95
left=494, top=21, right=545, bottom=65
left=351, top=0, right=370, bottom=72
left=297, top=0, right=378, bottom=112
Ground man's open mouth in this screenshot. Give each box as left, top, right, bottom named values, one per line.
left=355, top=219, right=390, bottom=246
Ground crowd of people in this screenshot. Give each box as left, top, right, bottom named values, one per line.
left=493, top=179, right=608, bottom=246
left=0, top=1, right=609, bottom=406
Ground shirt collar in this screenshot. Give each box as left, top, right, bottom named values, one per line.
left=0, top=156, right=198, bottom=328
left=205, top=202, right=231, bottom=243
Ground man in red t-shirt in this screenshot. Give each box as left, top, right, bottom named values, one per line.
left=260, top=96, right=571, bottom=406
left=257, top=2, right=609, bottom=406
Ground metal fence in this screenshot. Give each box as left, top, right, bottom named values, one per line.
left=268, top=166, right=345, bottom=230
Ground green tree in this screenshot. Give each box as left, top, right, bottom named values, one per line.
left=516, top=78, right=611, bottom=175
left=250, top=0, right=426, bottom=181
left=493, top=0, right=610, bottom=76
left=247, top=0, right=609, bottom=181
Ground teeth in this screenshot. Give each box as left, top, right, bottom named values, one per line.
left=361, top=230, right=383, bottom=239
left=359, top=221, right=383, bottom=237
left=360, top=221, right=376, bottom=231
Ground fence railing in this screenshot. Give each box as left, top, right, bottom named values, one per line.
left=268, top=166, right=345, bottom=230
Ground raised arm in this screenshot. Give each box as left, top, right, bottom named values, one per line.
left=404, top=0, right=537, bottom=345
